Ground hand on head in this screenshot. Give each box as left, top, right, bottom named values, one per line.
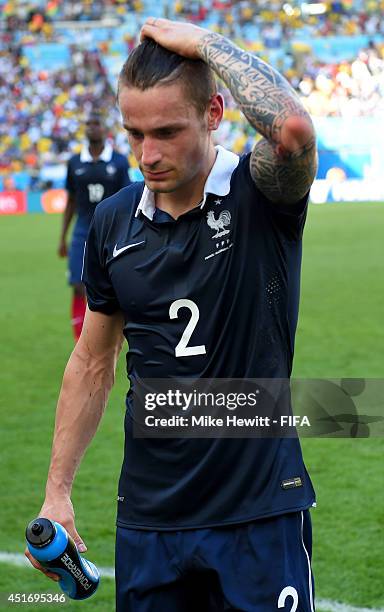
left=140, top=17, right=210, bottom=60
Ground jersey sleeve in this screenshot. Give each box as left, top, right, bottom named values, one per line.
left=82, top=211, right=120, bottom=314
left=65, top=158, right=75, bottom=194
left=241, top=153, right=309, bottom=242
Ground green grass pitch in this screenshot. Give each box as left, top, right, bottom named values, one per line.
left=0, top=204, right=383, bottom=611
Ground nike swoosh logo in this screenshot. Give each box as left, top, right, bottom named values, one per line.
left=113, top=241, right=145, bottom=258
left=75, top=168, right=86, bottom=175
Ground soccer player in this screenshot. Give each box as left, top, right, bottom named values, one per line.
left=27, top=19, right=318, bottom=611
left=58, top=111, right=131, bottom=341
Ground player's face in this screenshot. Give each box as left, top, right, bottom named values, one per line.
left=119, top=83, right=221, bottom=194
left=86, top=118, right=105, bottom=143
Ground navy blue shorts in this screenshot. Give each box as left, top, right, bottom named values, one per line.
left=115, top=510, right=315, bottom=611
left=68, top=229, right=87, bottom=285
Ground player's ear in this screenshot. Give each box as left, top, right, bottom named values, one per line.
left=207, top=93, right=224, bottom=131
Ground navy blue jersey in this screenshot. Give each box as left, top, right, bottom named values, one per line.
left=66, top=144, right=131, bottom=227
left=82, top=146, right=316, bottom=529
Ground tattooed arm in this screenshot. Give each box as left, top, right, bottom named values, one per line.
left=197, top=34, right=318, bottom=205
left=140, top=19, right=317, bottom=206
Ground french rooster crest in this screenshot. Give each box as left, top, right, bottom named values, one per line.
left=206, top=210, right=231, bottom=238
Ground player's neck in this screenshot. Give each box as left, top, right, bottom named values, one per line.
left=155, top=146, right=217, bottom=220
left=88, top=141, right=105, bottom=160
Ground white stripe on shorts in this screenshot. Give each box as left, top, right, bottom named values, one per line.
left=301, top=510, right=315, bottom=612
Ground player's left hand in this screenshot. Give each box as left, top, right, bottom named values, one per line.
left=58, top=239, right=68, bottom=258
left=140, top=18, right=211, bottom=60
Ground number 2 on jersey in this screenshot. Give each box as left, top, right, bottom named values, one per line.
left=169, top=299, right=206, bottom=358
left=278, top=586, right=298, bottom=611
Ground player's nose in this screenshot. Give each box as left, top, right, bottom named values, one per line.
left=141, top=138, right=162, bottom=167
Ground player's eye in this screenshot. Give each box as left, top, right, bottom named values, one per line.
left=157, top=129, right=178, bottom=138
left=127, top=130, right=144, bottom=140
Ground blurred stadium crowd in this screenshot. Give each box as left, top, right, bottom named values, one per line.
left=1, top=0, right=384, bottom=189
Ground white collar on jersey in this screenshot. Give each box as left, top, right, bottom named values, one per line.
left=80, top=142, right=113, bottom=163
left=135, top=145, right=240, bottom=221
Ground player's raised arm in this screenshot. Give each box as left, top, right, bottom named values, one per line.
left=25, top=308, right=124, bottom=579
left=140, top=18, right=317, bottom=205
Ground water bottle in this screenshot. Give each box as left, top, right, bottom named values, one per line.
left=26, top=518, right=100, bottom=600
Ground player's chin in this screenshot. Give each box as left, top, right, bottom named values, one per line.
left=144, top=178, right=177, bottom=193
